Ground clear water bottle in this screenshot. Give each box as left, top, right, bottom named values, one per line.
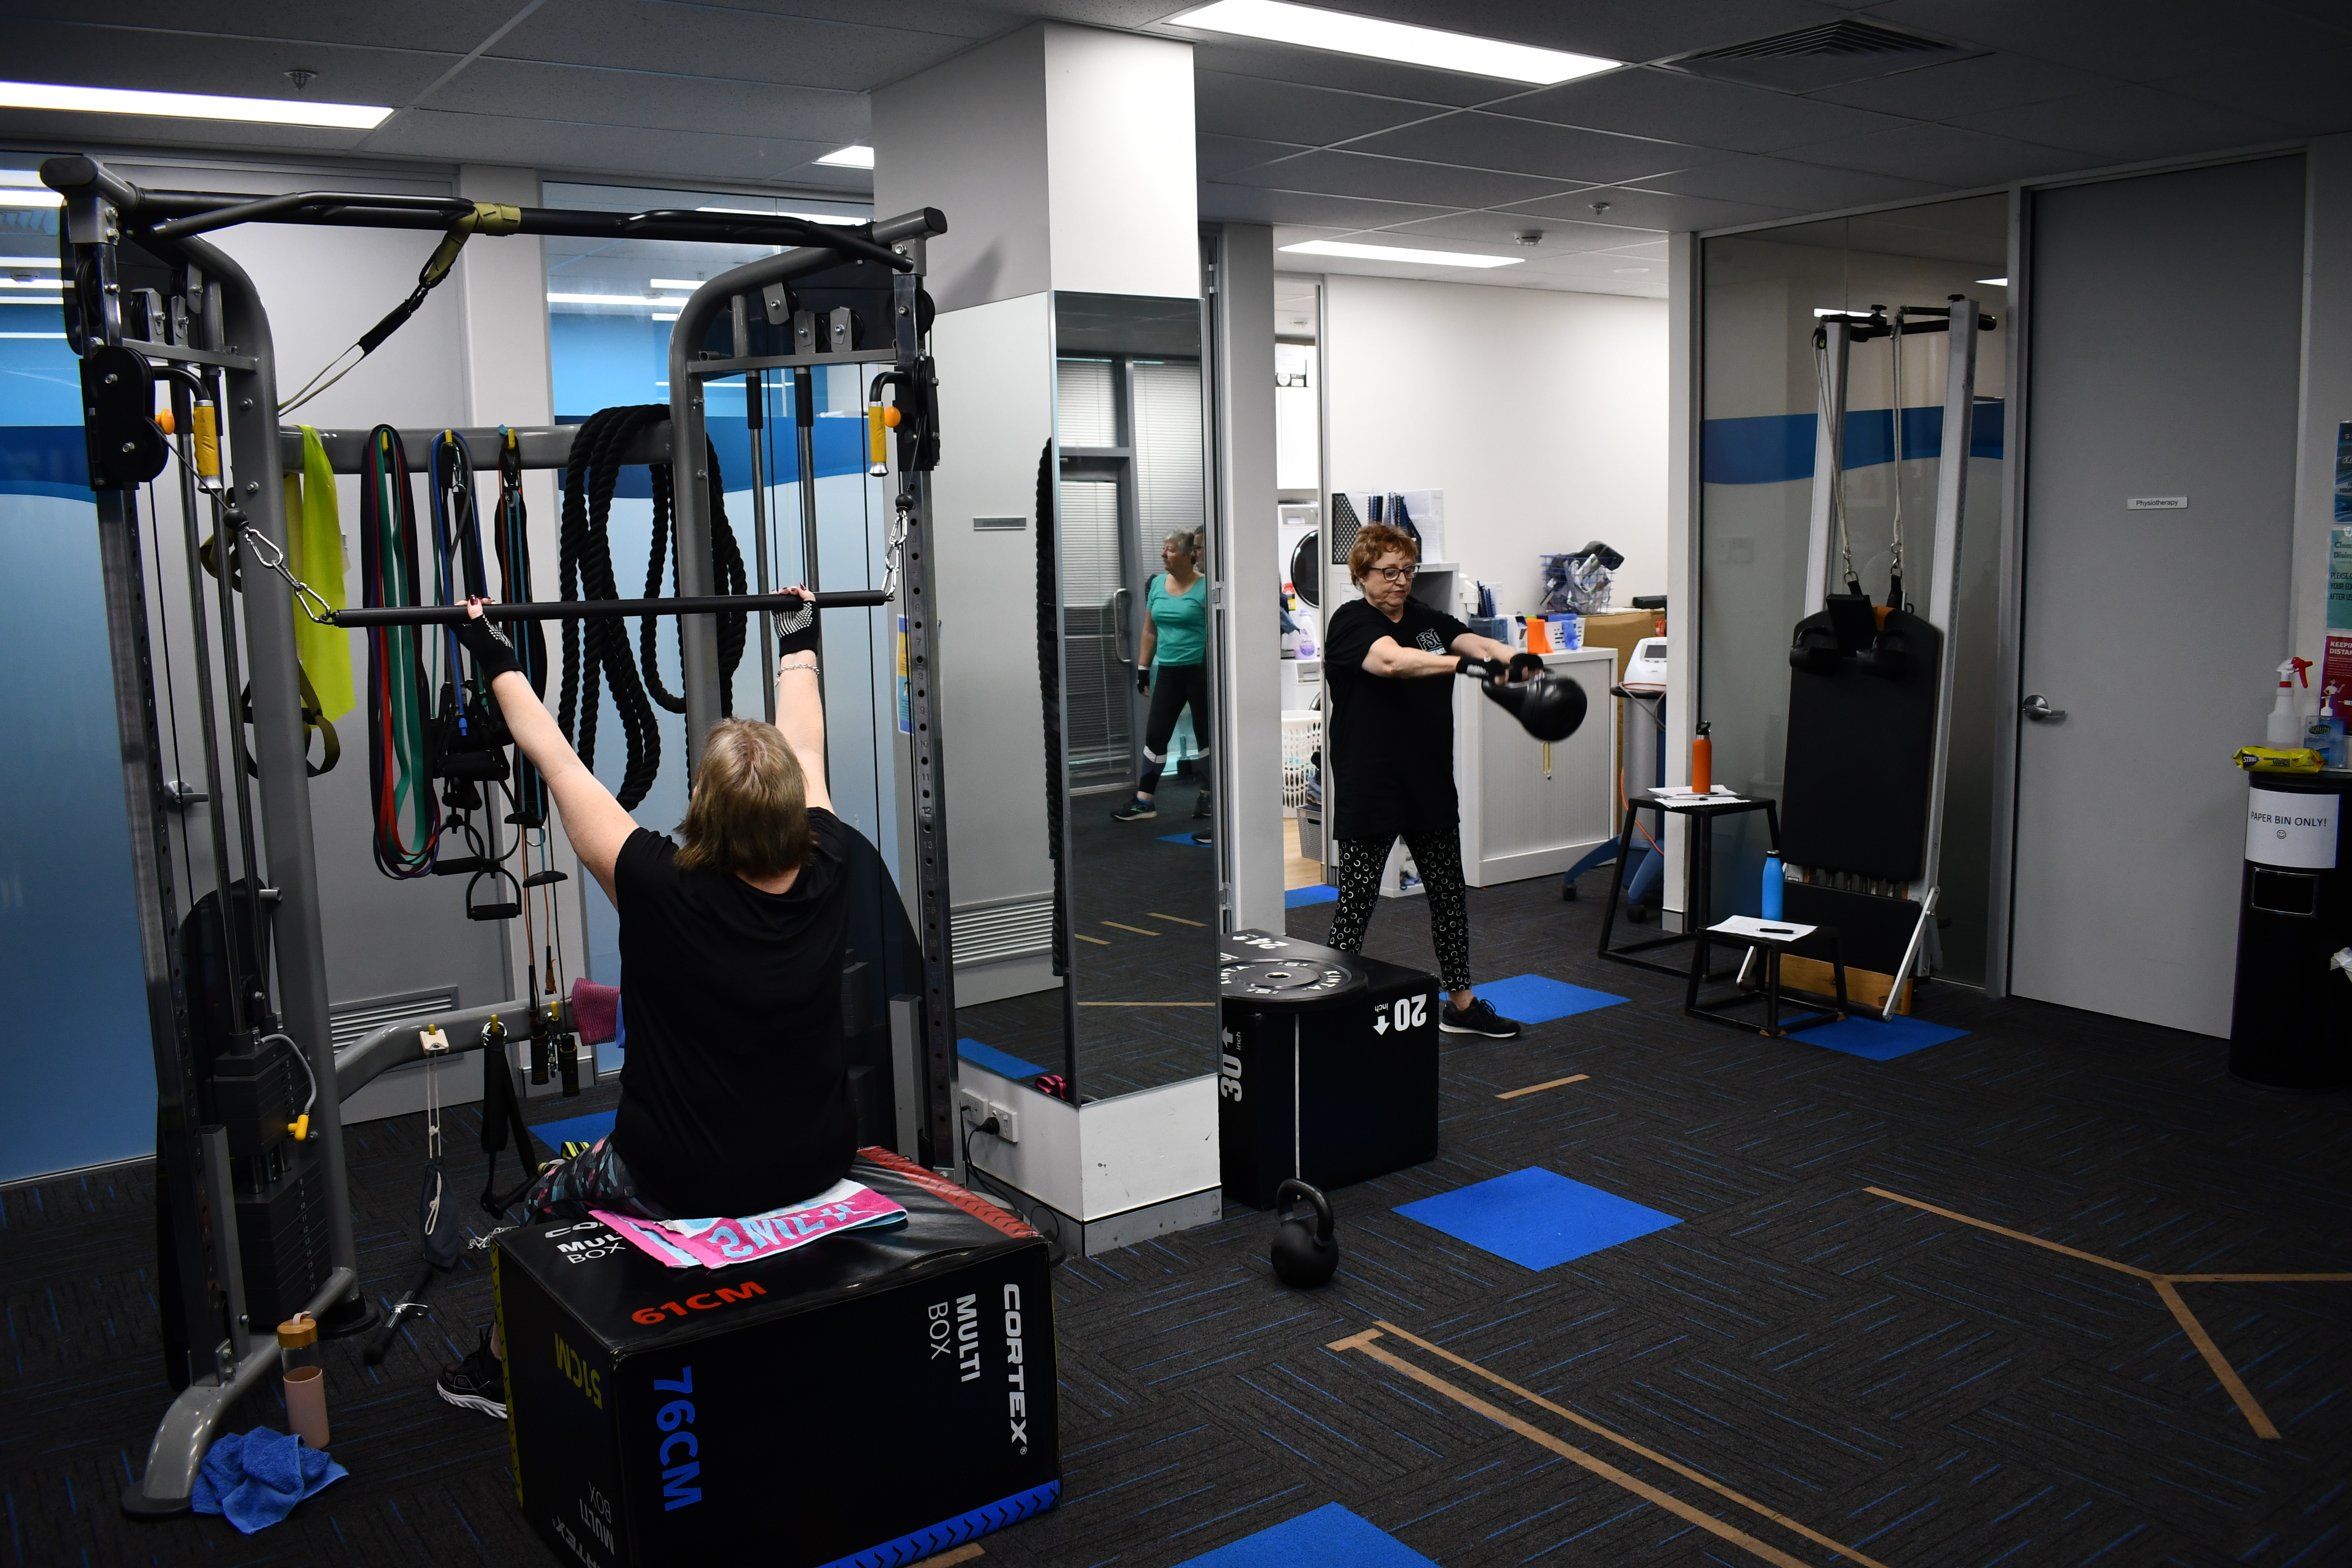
left=278, top=1311, right=329, bottom=1450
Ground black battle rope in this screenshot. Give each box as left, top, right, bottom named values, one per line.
left=558, top=406, right=668, bottom=809
left=1035, top=442, right=1070, bottom=979
left=494, top=429, right=550, bottom=827
left=637, top=440, right=749, bottom=716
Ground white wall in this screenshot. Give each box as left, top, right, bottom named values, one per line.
left=1323, top=275, right=1670, bottom=613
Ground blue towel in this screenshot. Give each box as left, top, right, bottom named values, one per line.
left=191, top=1428, right=346, bottom=1533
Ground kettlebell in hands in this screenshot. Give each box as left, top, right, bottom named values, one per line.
left=1271, top=1179, right=1339, bottom=1288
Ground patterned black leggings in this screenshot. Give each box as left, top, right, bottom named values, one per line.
left=1326, top=828, right=1471, bottom=993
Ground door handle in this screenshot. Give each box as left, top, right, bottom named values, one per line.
left=2020, top=694, right=2066, bottom=722
left=1111, top=586, right=1134, bottom=664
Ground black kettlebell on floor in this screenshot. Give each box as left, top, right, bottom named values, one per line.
left=1271, top=1179, right=1339, bottom=1288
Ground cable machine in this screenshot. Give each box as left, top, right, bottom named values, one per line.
left=1776, top=295, right=1993, bottom=1014
left=41, top=155, right=957, bottom=1516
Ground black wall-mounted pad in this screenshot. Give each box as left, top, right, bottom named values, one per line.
left=1779, top=607, right=1941, bottom=882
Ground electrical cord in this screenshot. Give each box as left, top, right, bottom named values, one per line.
left=959, top=1106, right=1068, bottom=1268
left=258, top=1030, right=317, bottom=1139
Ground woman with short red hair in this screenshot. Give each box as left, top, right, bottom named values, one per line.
left=1321, top=523, right=1524, bottom=1039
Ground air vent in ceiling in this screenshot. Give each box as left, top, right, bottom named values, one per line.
left=1669, top=20, right=1982, bottom=93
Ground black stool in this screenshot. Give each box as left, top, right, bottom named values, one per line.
left=1685, top=916, right=1849, bottom=1037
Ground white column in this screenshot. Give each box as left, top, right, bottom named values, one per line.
left=1214, top=224, right=1282, bottom=932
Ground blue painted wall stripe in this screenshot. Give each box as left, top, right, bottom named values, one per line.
left=1702, top=400, right=2004, bottom=485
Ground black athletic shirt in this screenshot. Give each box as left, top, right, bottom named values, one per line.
left=1323, top=596, right=1471, bottom=840
left=608, top=813, right=858, bottom=1217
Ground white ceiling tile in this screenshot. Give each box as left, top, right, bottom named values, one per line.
left=489, top=0, right=971, bottom=93
left=1193, top=70, right=1446, bottom=147
left=1500, top=66, right=1914, bottom=153
left=1945, top=84, right=2303, bottom=162
left=2143, top=68, right=2352, bottom=140
left=1807, top=49, right=2117, bottom=117
left=1772, top=122, right=2090, bottom=187
left=1373, top=212, right=1659, bottom=251
left=1196, top=133, right=1313, bottom=181
left=1631, top=154, right=1945, bottom=209
left=0, top=21, right=457, bottom=105
left=1198, top=182, right=1459, bottom=230
left=422, top=59, right=866, bottom=140
left=1218, top=148, right=1583, bottom=209
left=49, top=2, right=521, bottom=50
left=361, top=109, right=844, bottom=184
left=1500, top=185, right=1804, bottom=233
left=1344, top=112, right=1734, bottom=186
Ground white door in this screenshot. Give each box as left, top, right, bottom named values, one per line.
left=2009, top=157, right=2306, bottom=1035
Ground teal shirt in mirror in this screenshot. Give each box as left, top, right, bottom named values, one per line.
left=1146, top=573, right=1208, bottom=667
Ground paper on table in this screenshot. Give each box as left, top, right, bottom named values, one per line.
left=1709, top=915, right=1816, bottom=942
left=1649, top=784, right=1738, bottom=795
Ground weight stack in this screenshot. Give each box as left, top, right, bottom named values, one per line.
left=235, top=1149, right=333, bottom=1329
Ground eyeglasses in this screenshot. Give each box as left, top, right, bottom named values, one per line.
left=1365, top=564, right=1416, bottom=583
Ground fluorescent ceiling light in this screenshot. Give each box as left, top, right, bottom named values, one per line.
left=1171, top=0, right=1617, bottom=85
left=0, top=278, right=64, bottom=289
left=815, top=144, right=874, bottom=169
left=1280, top=239, right=1522, bottom=270
left=0, top=188, right=62, bottom=208
left=0, top=255, right=59, bottom=267
left=648, top=278, right=707, bottom=291
left=1976, top=276, right=2009, bottom=286
left=0, top=79, right=391, bottom=129
left=652, top=313, right=680, bottom=322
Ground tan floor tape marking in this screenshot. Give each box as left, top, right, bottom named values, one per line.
left=1495, top=1073, right=1590, bottom=1100
left=1328, top=1328, right=1872, bottom=1568
left=1865, top=1185, right=2352, bottom=1438
left=908, top=1545, right=985, bottom=1568
left=1148, top=911, right=1208, bottom=926
left=1101, top=921, right=1161, bottom=937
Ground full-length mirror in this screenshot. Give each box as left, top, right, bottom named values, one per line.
left=950, top=292, right=1219, bottom=1105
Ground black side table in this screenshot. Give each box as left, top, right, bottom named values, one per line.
left=1598, top=795, right=1780, bottom=981
left=1686, top=917, right=1848, bottom=1036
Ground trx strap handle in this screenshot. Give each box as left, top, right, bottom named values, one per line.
left=329, top=589, right=887, bottom=627
left=359, top=426, right=441, bottom=878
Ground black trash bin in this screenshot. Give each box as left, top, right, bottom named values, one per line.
left=2229, top=769, right=2352, bottom=1090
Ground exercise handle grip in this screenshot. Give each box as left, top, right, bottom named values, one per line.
left=330, top=589, right=887, bottom=628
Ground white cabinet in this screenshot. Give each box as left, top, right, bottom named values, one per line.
left=1454, top=646, right=1619, bottom=888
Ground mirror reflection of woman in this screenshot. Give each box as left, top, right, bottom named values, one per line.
left=1112, top=529, right=1212, bottom=841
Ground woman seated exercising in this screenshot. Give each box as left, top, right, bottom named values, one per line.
left=438, top=593, right=853, bottom=1418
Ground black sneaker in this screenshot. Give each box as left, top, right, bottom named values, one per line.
left=1440, top=997, right=1522, bottom=1039
left=437, top=1326, right=507, bottom=1419
left=1190, top=829, right=1213, bottom=845
left=1111, top=797, right=1157, bottom=822
left=1193, top=790, right=1213, bottom=819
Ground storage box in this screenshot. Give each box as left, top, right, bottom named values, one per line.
left=495, top=1149, right=1060, bottom=1567
left=1218, top=931, right=1439, bottom=1209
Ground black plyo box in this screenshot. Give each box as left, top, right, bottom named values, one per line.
left=495, top=1150, right=1060, bottom=1568
left=1219, top=931, right=1440, bottom=1210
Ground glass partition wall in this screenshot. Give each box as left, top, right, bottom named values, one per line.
left=1698, top=196, right=2008, bottom=984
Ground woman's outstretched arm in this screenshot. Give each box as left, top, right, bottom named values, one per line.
left=460, top=599, right=636, bottom=902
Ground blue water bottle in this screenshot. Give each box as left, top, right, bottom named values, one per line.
left=1761, top=855, right=1784, bottom=920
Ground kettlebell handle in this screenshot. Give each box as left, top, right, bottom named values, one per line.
left=1274, top=1179, right=1334, bottom=1243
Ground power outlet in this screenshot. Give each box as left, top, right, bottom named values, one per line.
left=988, top=1101, right=1019, bottom=1143
left=958, top=1087, right=989, bottom=1128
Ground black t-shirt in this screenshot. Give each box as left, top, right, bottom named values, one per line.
left=608, top=811, right=858, bottom=1218
left=1323, top=596, right=1471, bottom=840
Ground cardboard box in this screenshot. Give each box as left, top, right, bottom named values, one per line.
left=495, top=1149, right=1059, bottom=1567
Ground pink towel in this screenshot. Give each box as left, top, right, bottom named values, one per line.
left=570, top=980, right=620, bottom=1045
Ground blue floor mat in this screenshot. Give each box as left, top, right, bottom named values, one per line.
left=1158, top=832, right=1212, bottom=847
left=1396, top=1166, right=1680, bottom=1271
left=1476, top=972, right=1626, bottom=1024
left=1177, top=1503, right=1437, bottom=1568
left=1788, top=1013, right=1969, bottom=1061
left=527, top=1109, right=615, bottom=1152
left=1284, top=885, right=1338, bottom=908
left=958, top=1038, right=1049, bottom=1081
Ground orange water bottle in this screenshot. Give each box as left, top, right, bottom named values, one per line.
left=1690, top=721, right=1712, bottom=795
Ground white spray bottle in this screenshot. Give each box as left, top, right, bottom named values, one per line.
left=2268, top=656, right=2313, bottom=747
